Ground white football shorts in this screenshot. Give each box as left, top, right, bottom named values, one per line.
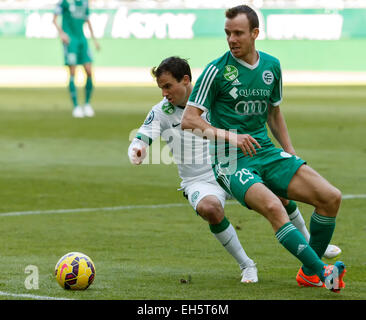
left=183, top=177, right=230, bottom=211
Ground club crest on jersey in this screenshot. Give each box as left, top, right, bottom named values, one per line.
left=262, top=70, right=274, bottom=85
left=162, top=102, right=175, bottom=115
left=144, top=110, right=154, bottom=125
left=223, top=65, right=239, bottom=81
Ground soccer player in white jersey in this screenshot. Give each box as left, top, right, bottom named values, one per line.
left=128, top=56, right=338, bottom=284
left=181, top=5, right=346, bottom=292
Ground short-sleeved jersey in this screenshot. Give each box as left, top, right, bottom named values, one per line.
left=135, top=98, right=213, bottom=187
left=55, top=0, right=89, bottom=40
left=188, top=50, right=282, bottom=160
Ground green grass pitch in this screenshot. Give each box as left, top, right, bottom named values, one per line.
left=0, top=85, right=365, bottom=300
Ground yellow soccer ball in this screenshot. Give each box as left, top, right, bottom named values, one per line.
left=55, top=252, right=96, bottom=290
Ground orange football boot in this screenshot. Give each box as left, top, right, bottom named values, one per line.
left=296, top=267, right=325, bottom=288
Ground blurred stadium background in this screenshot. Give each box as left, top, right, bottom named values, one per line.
left=1, top=0, right=366, bottom=86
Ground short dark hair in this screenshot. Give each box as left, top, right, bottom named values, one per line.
left=225, top=5, right=259, bottom=31
left=151, top=56, right=192, bottom=82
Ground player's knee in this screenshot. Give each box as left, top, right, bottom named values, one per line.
left=263, top=198, right=284, bottom=216
left=197, top=198, right=224, bottom=224
left=317, top=186, right=342, bottom=216
left=206, top=213, right=224, bottom=225
left=261, top=199, right=289, bottom=230
left=327, top=187, right=342, bottom=214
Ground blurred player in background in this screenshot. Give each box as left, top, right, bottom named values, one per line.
left=127, top=56, right=334, bottom=283
left=181, top=5, right=345, bottom=292
left=53, top=0, right=100, bottom=118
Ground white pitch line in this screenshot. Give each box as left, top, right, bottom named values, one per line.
left=0, top=290, right=73, bottom=300
left=0, top=194, right=365, bottom=218
left=341, top=194, right=366, bottom=199
left=0, top=203, right=188, bottom=217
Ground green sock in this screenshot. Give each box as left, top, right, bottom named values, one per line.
left=309, top=212, right=336, bottom=258
left=284, top=200, right=297, bottom=215
left=209, top=216, right=230, bottom=234
left=68, top=76, right=78, bottom=107
left=276, top=222, right=325, bottom=279
left=85, top=76, right=93, bottom=104
left=301, top=213, right=335, bottom=276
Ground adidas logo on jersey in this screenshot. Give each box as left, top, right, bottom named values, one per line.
left=231, top=78, right=242, bottom=86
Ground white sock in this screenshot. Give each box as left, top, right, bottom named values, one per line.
left=213, top=223, right=254, bottom=270
left=288, top=208, right=310, bottom=242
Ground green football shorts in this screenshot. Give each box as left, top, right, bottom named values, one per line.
left=63, top=38, right=92, bottom=66
left=213, top=146, right=306, bottom=208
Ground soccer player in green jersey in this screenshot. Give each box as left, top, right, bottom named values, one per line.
left=53, top=0, right=100, bottom=118
left=181, top=5, right=346, bottom=292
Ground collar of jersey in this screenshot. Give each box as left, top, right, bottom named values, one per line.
left=230, top=50, right=260, bottom=70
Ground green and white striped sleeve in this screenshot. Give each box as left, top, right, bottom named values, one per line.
left=188, top=64, right=219, bottom=112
